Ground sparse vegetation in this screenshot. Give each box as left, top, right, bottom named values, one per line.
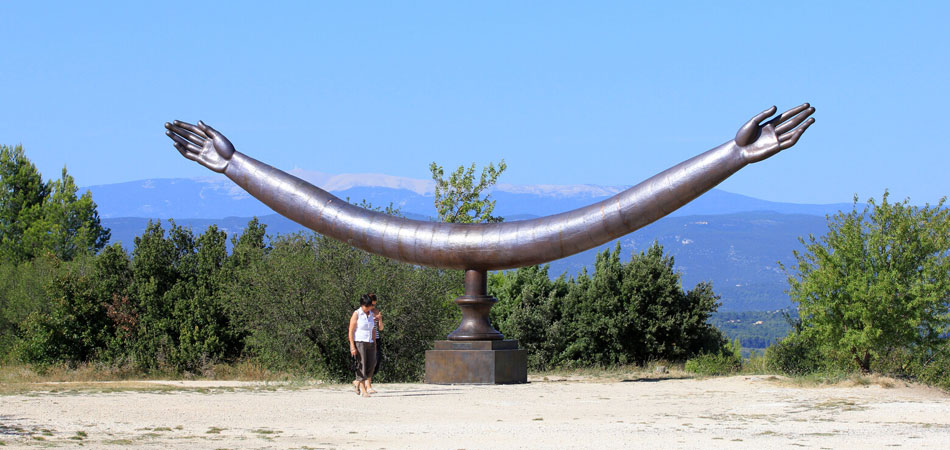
left=772, top=192, right=950, bottom=389
left=684, top=340, right=743, bottom=376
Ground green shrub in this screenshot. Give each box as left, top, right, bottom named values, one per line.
left=684, top=339, right=742, bottom=376
left=493, top=242, right=729, bottom=370
left=765, top=332, right=824, bottom=376
left=904, top=344, right=950, bottom=391
left=685, top=353, right=741, bottom=376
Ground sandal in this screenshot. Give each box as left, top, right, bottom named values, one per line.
left=353, top=380, right=360, bottom=395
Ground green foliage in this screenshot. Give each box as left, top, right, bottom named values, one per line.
left=124, top=221, right=242, bottom=372
left=224, top=225, right=461, bottom=381
left=764, top=323, right=826, bottom=376
left=24, top=168, right=110, bottom=261
left=0, top=146, right=109, bottom=263
left=0, top=255, right=62, bottom=358
left=172, top=225, right=237, bottom=371
left=490, top=265, right=570, bottom=370
left=429, top=159, right=507, bottom=223
left=0, top=145, right=50, bottom=264
left=16, top=256, right=114, bottom=365
left=903, top=342, right=950, bottom=390
left=491, top=242, right=728, bottom=370
left=784, top=191, right=950, bottom=374
left=684, top=339, right=743, bottom=376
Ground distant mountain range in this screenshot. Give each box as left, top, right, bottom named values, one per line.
left=85, top=173, right=854, bottom=311
left=86, top=172, right=853, bottom=220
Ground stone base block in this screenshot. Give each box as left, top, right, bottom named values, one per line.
left=425, top=340, right=527, bottom=384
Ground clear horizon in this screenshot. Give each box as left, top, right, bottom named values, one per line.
left=3, top=2, right=948, bottom=205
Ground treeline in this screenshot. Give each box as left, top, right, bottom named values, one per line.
left=0, top=148, right=734, bottom=381
left=2, top=219, right=464, bottom=381
left=3, top=145, right=947, bottom=389
left=0, top=218, right=733, bottom=380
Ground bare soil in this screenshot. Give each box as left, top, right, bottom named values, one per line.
left=1, top=375, right=948, bottom=449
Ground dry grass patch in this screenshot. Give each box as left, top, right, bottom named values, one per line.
left=530, top=362, right=692, bottom=382
left=767, top=373, right=911, bottom=390
left=0, top=361, right=296, bottom=387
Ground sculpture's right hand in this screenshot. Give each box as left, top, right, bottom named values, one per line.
left=165, top=120, right=235, bottom=173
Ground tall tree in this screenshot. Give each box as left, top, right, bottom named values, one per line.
left=23, top=167, right=111, bottom=261
left=0, top=145, right=50, bottom=263
left=784, top=191, right=950, bottom=373
left=429, top=159, right=507, bottom=223
left=0, top=146, right=110, bottom=262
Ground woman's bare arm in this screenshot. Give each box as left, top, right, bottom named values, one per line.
left=348, top=311, right=358, bottom=356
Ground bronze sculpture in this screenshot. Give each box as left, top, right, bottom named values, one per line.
left=165, top=104, right=814, bottom=342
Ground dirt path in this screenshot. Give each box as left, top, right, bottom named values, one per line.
left=1, top=375, right=948, bottom=448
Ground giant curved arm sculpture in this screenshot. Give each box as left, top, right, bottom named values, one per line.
left=166, top=104, right=814, bottom=340
left=166, top=104, right=814, bottom=271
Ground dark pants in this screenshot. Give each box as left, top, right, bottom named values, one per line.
left=373, top=338, right=382, bottom=375
left=354, top=341, right=376, bottom=381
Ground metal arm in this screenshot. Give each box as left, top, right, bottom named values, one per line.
left=165, top=104, right=814, bottom=271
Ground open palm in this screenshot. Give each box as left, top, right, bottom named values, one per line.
left=164, top=120, right=235, bottom=173
left=735, top=103, right=815, bottom=164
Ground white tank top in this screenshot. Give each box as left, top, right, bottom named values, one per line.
left=354, top=309, right=375, bottom=343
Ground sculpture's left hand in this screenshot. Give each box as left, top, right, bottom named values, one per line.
left=165, top=120, right=235, bottom=173
left=735, top=103, right=815, bottom=164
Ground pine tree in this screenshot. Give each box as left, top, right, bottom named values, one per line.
left=23, top=167, right=111, bottom=261
left=0, top=145, right=50, bottom=263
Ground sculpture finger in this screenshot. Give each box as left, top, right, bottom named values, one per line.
left=173, top=120, right=210, bottom=140
left=197, top=120, right=224, bottom=141
left=165, top=120, right=208, bottom=147
left=166, top=123, right=207, bottom=147
left=770, top=103, right=809, bottom=126
left=774, top=106, right=815, bottom=135
left=166, top=130, right=202, bottom=153
left=778, top=118, right=814, bottom=150
left=751, top=105, right=778, bottom=125
left=736, top=105, right=777, bottom=146
left=175, top=142, right=200, bottom=161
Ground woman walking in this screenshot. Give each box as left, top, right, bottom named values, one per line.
left=349, top=294, right=382, bottom=397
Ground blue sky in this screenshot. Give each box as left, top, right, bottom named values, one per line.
left=2, top=2, right=947, bottom=204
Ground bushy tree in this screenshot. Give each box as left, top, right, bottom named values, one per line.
left=491, top=242, right=727, bottom=369
left=559, top=242, right=726, bottom=366
left=223, top=228, right=460, bottom=381
left=16, top=256, right=114, bottom=365
left=172, top=225, right=238, bottom=371
left=429, top=159, right=506, bottom=223
left=783, top=191, right=950, bottom=374
left=490, top=265, right=570, bottom=369
left=0, top=255, right=61, bottom=357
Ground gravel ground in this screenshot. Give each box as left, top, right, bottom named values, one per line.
left=1, top=375, right=948, bottom=449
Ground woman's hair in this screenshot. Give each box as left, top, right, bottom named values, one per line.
left=368, top=293, right=377, bottom=303
left=360, top=294, right=374, bottom=307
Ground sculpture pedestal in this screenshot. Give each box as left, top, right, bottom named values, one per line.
left=425, top=340, right=527, bottom=384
